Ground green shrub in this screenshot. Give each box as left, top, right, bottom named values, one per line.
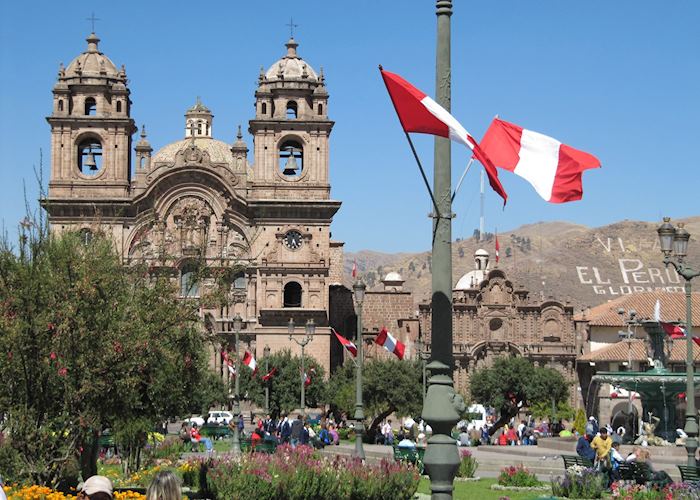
left=457, top=449, right=478, bottom=478
left=573, top=408, right=587, bottom=436
left=497, top=464, right=541, bottom=487
left=0, top=437, right=22, bottom=483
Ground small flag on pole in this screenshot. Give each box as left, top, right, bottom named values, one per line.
left=332, top=328, right=358, bottom=357
left=660, top=321, right=686, bottom=340
left=262, top=367, right=278, bottom=382
left=242, top=351, right=257, bottom=373
left=375, top=327, right=405, bottom=360
left=352, top=259, right=357, bottom=279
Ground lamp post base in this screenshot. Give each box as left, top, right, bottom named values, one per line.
left=354, top=419, right=365, bottom=460
left=422, top=362, right=462, bottom=499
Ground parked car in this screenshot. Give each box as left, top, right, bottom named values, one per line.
left=207, top=411, right=234, bottom=426
left=184, top=415, right=205, bottom=427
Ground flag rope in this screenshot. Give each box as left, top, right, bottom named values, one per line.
left=451, top=158, right=474, bottom=202
left=403, top=131, right=441, bottom=221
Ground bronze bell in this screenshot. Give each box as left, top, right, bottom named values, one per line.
left=84, top=151, right=97, bottom=170
left=282, top=153, right=299, bottom=175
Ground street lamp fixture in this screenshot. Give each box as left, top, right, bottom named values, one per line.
left=264, top=344, right=271, bottom=414
left=352, top=279, right=367, bottom=460
left=657, top=217, right=700, bottom=466
left=288, top=318, right=314, bottom=416
left=230, top=312, right=243, bottom=455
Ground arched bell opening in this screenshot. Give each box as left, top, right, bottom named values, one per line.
left=77, top=138, right=103, bottom=175
left=278, top=139, right=303, bottom=178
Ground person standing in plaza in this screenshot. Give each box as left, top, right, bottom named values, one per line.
left=290, top=414, right=303, bottom=447
left=590, top=426, right=612, bottom=471
left=382, top=419, right=394, bottom=445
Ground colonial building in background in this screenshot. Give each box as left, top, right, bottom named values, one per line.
left=42, top=32, right=343, bottom=376
left=419, top=250, right=579, bottom=405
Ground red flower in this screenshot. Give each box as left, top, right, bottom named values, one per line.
left=113, top=341, right=123, bottom=354
left=58, top=367, right=68, bottom=377
left=47, top=322, right=55, bottom=332
left=50, top=352, right=57, bottom=360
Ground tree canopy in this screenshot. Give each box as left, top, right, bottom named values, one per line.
left=469, top=356, right=569, bottom=434
left=327, top=358, right=422, bottom=438
left=0, top=227, right=223, bottom=485
left=238, top=348, right=325, bottom=418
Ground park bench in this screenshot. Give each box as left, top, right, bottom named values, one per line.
left=677, top=465, right=700, bottom=485
left=240, top=437, right=278, bottom=454
left=393, top=446, right=425, bottom=473
left=98, top=432, right=117, bottom=456
left=200, top=424, right=231, bottom=440
left=561, top=454, right=594, bottom=469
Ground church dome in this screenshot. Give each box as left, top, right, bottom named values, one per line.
left=264, top=38, right=318, bottom=81
left=475, top=248, right=489, bottom=257
left=384, top=271, right=404, bottom=282
left=151, top=138, right=234, bottom=165
left=64, top=33, right=121, bottom=79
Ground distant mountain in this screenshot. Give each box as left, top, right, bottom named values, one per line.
left=345, top=217, right=700, bottom=311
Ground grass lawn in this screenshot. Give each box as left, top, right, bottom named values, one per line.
left=417, top=477, right=553, bottom=500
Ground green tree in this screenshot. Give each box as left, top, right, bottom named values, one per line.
left=470, top=357, right=568, bottom=435
left=573, top=407, right=587, bottom=435
left=327, top=358, right=422, bottom=440
left=238, top=349, right=325, bottom=418
left=0, top=227, right=222, bottom=485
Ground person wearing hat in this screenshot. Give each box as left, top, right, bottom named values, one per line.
left=585, top=416, right=599, bottom=436
left=78, top=475, right=113, bottom=500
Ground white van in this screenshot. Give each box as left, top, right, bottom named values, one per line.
left=463, top=404, right=486, bottom=431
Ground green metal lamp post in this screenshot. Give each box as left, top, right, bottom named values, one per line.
left=288, top=318, right=315, bottom=417
left=416, top=338, right=431, bottom=403
left=264, top=344, right=271, bottom=414
left=658, top=217, right=700, bottom=466
left=422, top=1, right=463, bottom=498
left=231, top=313, right=243, bottom=455
left=353, top=279, right=367, bottom=460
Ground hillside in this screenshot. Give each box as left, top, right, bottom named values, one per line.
left=345, top=217, right=700, bottom=311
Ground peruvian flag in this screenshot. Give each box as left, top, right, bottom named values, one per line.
left=375, top=327, right=405, bottom=360
left=242, top=351, right=257, bottom=373
left=660, top=321, right=686, bottom=339
left=352, top=259, right=358, bottom=279
left=479, top=118, right=600, bottom=203
left=262, top=367, right=278, bottom=382
left=380, top=68, right=507, bottom=205
left=495, top=234, right=500, bottom=264
left=332, top=328, right=357, bottom=358
left=222, top=351, right=236, bottom=377
left=302, top=367, right=316, bottom=387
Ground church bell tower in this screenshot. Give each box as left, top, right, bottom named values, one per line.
left=46, top=32, right=136, bottom=200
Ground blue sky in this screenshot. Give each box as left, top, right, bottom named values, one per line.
left=1, top=1, right=698, bottom=253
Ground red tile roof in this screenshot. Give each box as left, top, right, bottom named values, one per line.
left=579, top=338, right=700, bottom=363
left=574, top=291, right=700, bottom=327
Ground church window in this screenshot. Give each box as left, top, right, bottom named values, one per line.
left=286, top=101, right=298, bottom=119
left=261, top=102, right=267, bottom=115
left=180, top=263, right=199, bottom=298
left=283, top=281, right=302, bottom=307
left=85, top=97, right=97, bottom=116
left=139, top=156, right=146, bottom=168
left=233, top=271, right=246, bottom=289
left=58, top=100, right=64, bottom=112
left=197, top=122, right=202, bottom=135
left=318, top=103, right=323, bottom=115
left=279, top=140, right=303, bottom=178
left=489, top=318, right=503, bottom=332
left=116, top=101, right=122, bottom=113
left=77, top=138, right=103, bottom=175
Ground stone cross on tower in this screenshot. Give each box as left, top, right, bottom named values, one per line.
left=286, top=17, right=298, bottom=38
left=186, top=120, right=198, bottom=143
left=86, top=12, right=100, bottom=32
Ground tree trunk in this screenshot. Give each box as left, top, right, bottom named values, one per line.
left=367, top=406, right=396, bottom=442
left=79, top=429, right=99, bottom=480
left=488, top=406, right=520, bottom=436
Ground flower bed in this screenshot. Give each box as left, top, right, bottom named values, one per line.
left=551, top=465, right=606, bottom=499
left=2, top=485, right=146, bottom=500
left=497, top=464, right=542, bottom=488
left=610, top=481, right=700, bottom=499
left=205, top=444, right=419, bottom=500
left=457, top=448, right=479, bottom=479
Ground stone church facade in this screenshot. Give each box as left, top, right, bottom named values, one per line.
left=418, top=252, right=579, bottom=406
left=42, top=32, right=343, bottom=377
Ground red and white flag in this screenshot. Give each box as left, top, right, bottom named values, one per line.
left=495, top=234, right=500, bottom=264
left=242, top=351, right=257, bottom=373
left=660, top=321, right=686, bottom=340
left=332, top=328, right=357, bottom=358
left=222, top=351, right=236, bottom=377
left=262, top=367, right=278, bottom=382
left=375, top=327, right=405, bottom=360
left=479, top=118, right=600, bottom=203
left=302, top=367, right=316, bottom=387
left=380, top=68, right=507, bottom=205
left=352, top=259, right=358, bottom=279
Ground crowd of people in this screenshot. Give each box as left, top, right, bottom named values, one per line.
left=376, top=416, right=432, bottom=448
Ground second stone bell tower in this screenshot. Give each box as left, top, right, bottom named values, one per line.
left=47, top=32, right=136, bottom=200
